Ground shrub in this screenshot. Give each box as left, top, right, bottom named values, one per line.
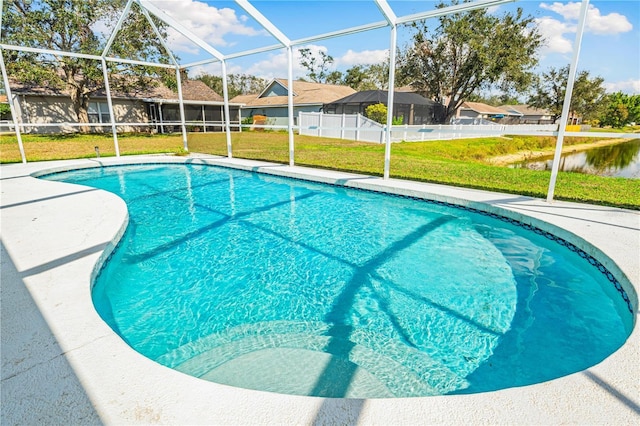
left=365, top=103, right=388, bottom=124
left=392, top=116, right=404, bottom=125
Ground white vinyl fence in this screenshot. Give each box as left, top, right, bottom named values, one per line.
left=298, top=112, right=385, bottom=143
left=298, top=112, right=558, bottom=143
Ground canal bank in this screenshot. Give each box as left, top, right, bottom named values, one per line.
left=487, top=138, right=634, bottom=167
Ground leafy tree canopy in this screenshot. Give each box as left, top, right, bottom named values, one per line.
left=197, top=73, right=269, bottom=99
left=599, top=92, right=640, bottom=128
left=467, top=92, right=523, bottom=107
left=297, top=48, right=390, bottom=91
left=298, top=48, right=334, bottom=83
left=527, top=65, right=606, bottom=123
left=396, top=0, right=542, bottom=122
left=1, top=0, right=174, bottom=131
left=338, top=63, right=389, bottom=91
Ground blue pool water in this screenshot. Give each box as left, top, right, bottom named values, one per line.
left=43, top=164, right=632, bottom=398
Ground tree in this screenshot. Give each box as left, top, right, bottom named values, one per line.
left=343, top=63, right=389, bottom=91
left=298, top=48, right=334, bottom=83
left=599, top=92, right=640, bottom=128
left=197, top=73, right=268, bottom=98
left=1, top=0, right=173, bottom=132
left=364, top=62, right=390, bottom=90
left=467, top=92, right=523, bottom=106
left=527, top=65, right=607, bottom=123
left=603, top=103, right=629, bottom=128
left=572, top=69, right=606, bottom=123
left=324, top=70, right=344, bottom=86
left=313, top=62, right=390, bottom=90
left=396, top=0, right=541, bottom=122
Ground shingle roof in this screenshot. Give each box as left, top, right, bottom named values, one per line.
left=326, top=90, right=437, bottom=106
left=178, top=80, right=223, bottom=102
left=229, top=93, right=259, bottom=104
left=460, top=101, right=513, bottom=115
left=231, top=79, right=356, bottom=107
left=8, top=78, right=223, bottom=102
left=499, top=104, right=552, bottom=116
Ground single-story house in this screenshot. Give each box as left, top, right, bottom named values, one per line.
left=499, top=104, right=555, bottom=124
left=323, top=90, right=444, bottom=125
left=455, top=101, right=521, bottom=123
left=3, top=78, right=241, bottom=134
left=231, top=79, right=356, bottom=127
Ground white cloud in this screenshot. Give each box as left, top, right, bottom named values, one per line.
left=535, top=16, right=575, bottom=55
left=148, top=0, right=266, bottom=53
left=336, top=49, right=388, bottom=67
left=585, top=10, right=633, bottom=35
left=536, top=2, right=633, bottom=56
left=243, top=45, right=327, bottom=80
left=186, top=44, right=391, bottom=81
left=243, top=45, right=392, bottom=80
left=540, top=2, right=582, bottom=20
left=603, top=79, right=640, bottom=95
left=539, top=2, right=633, bottom=35
left=188, top=62, right=232, bottom=79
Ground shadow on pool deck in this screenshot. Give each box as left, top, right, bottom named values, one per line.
left=582, top=370, right=640, bottom=415
left=0, top=242, right=102, bottom=425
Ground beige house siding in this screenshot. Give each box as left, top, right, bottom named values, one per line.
left=6, top=78, right=238, bottom=134
left=111, top=99, right=148, bottom=127
left=17, top=95, right=76, bottom=133
left=14, top=95, right=148, bottom=133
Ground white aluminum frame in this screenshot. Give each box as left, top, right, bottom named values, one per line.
left=546, top=0, right=590, bottom=202
left=1, top=0, right=629, bottom=203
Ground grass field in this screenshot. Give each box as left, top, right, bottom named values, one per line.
left=1, top=131, right=638, bottom=209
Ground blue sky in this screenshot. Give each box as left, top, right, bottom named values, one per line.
left=145, top=0, right=640, bottom=94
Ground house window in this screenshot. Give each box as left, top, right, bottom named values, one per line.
left=88, top=102, right=111, bottom=123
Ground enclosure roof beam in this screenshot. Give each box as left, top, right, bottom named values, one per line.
left=139, top=4, right=179, bottom=66
left=291, top=21, right=389, bottom=47
left=104, top=56, right=176, bottom=69
left=235, top=0, right=290, bottom=47
left=0, top=43, right=178, bottom=69
left=102, top=0, right=136, bottom=58
left=0, top=43, right=102, bottom=61
left=374, top=0, right=398, bottom=26
left=139, top=0, right=225, bottom=61
left=223, top=43, right=286, bottom=61
left=181, top=58, right=220, bottom=70
left=183, top=42, right=285, bottom=68
left=396, top=0, right=515, bottom=25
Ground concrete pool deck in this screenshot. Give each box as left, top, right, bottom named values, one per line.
left=1, top=154, right=638, bottom=425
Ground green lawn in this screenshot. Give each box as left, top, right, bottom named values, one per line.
left=1, top=131, right=638, bottom=209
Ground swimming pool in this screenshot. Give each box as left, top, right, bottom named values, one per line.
left=43, top=163, right=633, bottom=398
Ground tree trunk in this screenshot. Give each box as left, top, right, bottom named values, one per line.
left=69, top=87, right=90, bottom=133
left=66, top=70, right=91, bottom=133
left=444, top=98, right=459, bottom=123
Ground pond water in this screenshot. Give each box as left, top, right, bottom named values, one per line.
left=511, top=139, right=640, bottom=178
